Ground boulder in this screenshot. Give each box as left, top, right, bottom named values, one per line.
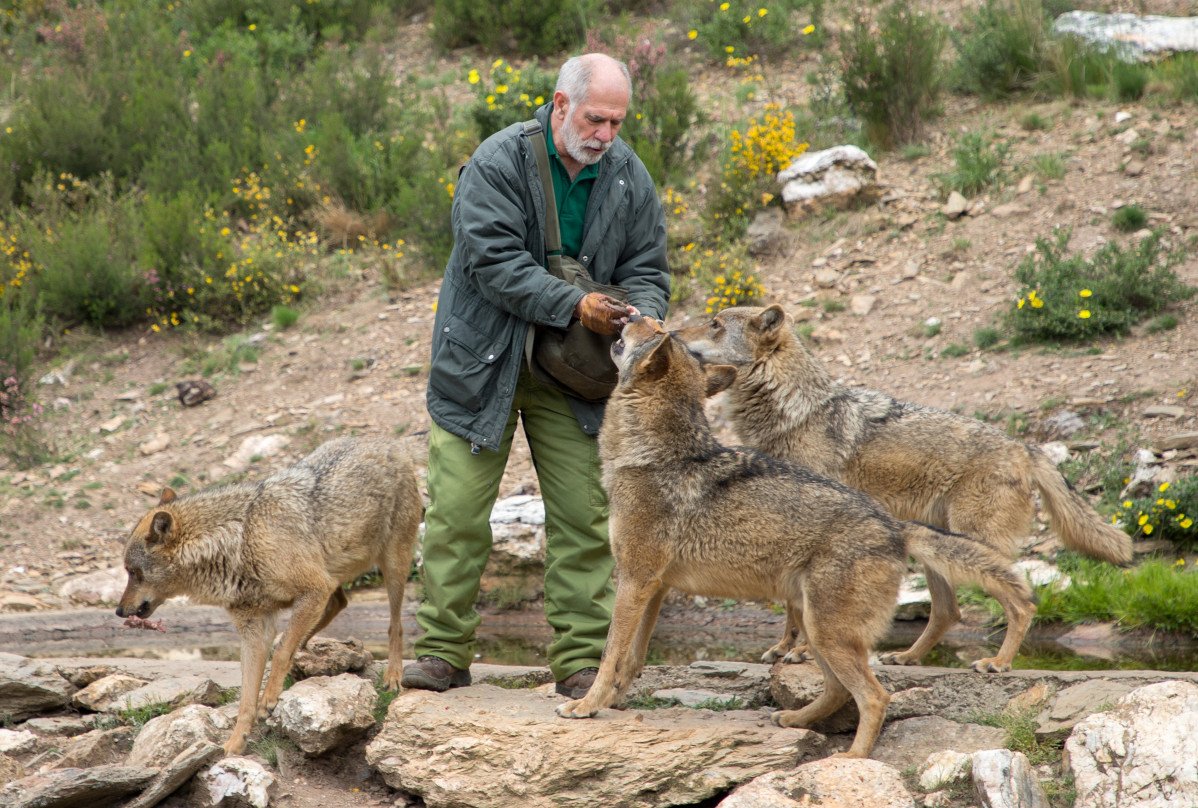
left=1065, top=680, right=1198, bottom=807
left=193, top=756, right=276, bottom=808
left=718, top=757, right=915, bottom=808
left=779, top=146, right=880, bottom=218
left=267, top=674, right=378, bottom=756
left=0, top=653, right=75, bottom=722
left=366, top=685, right=822, bottom=808
left=128, top=704, right=231, bottom=769
left=290, top=637, right=373, bottom=679
left=971, top=749, right=1048, bottom=808
left=0, top=765, right=156, bottom=808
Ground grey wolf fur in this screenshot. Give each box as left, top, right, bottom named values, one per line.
left=673, top=304, right=1132, bottom=672
left=554, top=315, right=1034, bottom=759
left=117, top=437, right=421, bottom=755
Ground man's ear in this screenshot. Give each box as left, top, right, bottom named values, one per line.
left=147, top=511, right=174, bottom=545
left=704, top=365, right=738, bottom=397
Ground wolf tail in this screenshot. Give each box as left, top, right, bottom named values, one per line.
left=1029, top=449, right=1133, bottom=566
left=904, top=522, right=1035, bottom=614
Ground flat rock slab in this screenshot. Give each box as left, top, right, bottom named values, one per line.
left=366, top=684, right=825, bottom=808
left=0, top=764, right=157, bottom=808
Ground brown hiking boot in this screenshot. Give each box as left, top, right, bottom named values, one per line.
left=555, top=667, right=599, bottom=699
left=400, top=655, right=471, bottom=692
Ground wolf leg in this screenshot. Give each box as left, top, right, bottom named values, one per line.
left=878, top=569, right=959, bottom=665
left=969, top=578, right=1036, bottom=673
left=622, top=583, right=669, bottom=686
left=261, top=591, right=334, bottom=713
left=380, top=531, right=417, bottom=690
left=762, top=602, right=809, bottom=664
left=556, top=574, right=663, bottom=718
left=302, top=587, right=348, bottom=648
left=225, top=613, right=273, bottom=756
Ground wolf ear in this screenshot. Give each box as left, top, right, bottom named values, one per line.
left=148, top=511, right=174, bottom=544
left=638, top=335, right=672, bottom=380
left=157, top=487, right=177, bottom=505
left=704, top=365, right=737, bottom=397
left=753, top=304, right=788, bottom=335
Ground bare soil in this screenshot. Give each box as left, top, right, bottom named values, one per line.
left=2, top=8, right=1198, bottom=807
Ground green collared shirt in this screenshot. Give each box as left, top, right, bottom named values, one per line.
left=545, top=119, right=598, bottom=259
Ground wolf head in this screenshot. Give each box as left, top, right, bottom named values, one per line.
left=115, top=487, right=183, bottom=620
left=613, top=315, right=737, bottom=399
left=670, top=304, right=792, bottom=369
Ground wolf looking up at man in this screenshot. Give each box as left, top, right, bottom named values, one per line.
left=404, top=53, right=671, bottom=698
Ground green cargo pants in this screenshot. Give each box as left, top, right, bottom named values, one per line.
left=414, top=365, right=615, bottom=682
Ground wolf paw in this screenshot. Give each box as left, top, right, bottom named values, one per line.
left=878, top=651, right=920, bottom=666
left=223, top=733, right=248, bottom=756
left=770, top=710, right=810, bottom=729
left=760, top=647, right=783, bottom=664
left=782, top=646, right=811, bottom=664
left=555, top=699, right=599, bottom=719
left=969, top=657, right=1011, bottom=673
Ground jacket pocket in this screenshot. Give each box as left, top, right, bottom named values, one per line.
left=429, top=315, right=508, bottom=413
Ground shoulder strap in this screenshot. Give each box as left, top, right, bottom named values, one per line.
left=523, top=119, right=562, bottom=256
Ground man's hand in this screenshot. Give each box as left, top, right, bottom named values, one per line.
left=574, top=292, right=632, bottom=335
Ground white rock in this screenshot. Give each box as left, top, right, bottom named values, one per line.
left=971, top=749, right=1048, bottom=808
left=1054, top=11, right=1198, bottom=61
left=0, top=730, right=37, bottom=755
left=129, top=705, right=232, bottom=768
left=267, top=674, right=378, bottom=756
left=720, top=758, right=916, bottom=808
left=1038, top=442, right=1069, bottom=465
left=57, top=567, right=127, bottom=606
left=919, top=750, right=972, bottom=791
left=1065, top=680, right=1198, bottom=808
left=197, top=756, right=275, bottom=808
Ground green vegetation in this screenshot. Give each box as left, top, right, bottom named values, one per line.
left=1111, top=204, right=1148, bottom=233
left=1007, top=228, right=1194, bottom=342
left=1033, top=555, right=1198, bottom=634
left=840, top=1, right=947, bottom=147
left=935, top=131, right=1010, bottom=198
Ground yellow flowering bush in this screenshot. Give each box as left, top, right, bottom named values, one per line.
left=467, top=58, right=556, bottom=141
left=671, top=240, right=766, bottom=312
left=706, top=105, right=807, bottom=236
left=1115, top=479, right=1198, bottom=549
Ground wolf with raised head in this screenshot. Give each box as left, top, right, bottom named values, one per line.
left=117, top=437, right=422, bottom=755
left=554, top=315, right=1034, bottom=759
left=673, top=304, right=1131, bottom=672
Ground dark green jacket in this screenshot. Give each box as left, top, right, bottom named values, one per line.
left=426, top=104, right=671, bottom=450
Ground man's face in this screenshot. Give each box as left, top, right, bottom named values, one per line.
left=555, top=79, right=628, bottom=167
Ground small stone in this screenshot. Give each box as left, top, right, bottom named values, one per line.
left=943, top=191, right=969, bottom=219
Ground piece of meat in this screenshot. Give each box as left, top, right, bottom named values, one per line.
left=122, top=615, right=167, bottom=632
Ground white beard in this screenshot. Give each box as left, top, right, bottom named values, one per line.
left=560, top=114, right=611, bottom=166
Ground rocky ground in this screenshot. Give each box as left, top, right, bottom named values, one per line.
left=2, top=6, right=1198, bottom=807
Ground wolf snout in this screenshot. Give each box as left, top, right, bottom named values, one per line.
left=115, top=600, right=156, bottom=619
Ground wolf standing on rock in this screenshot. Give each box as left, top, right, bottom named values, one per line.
left=116, top=437, right=422, bottom=755
left=673, top=304, right=1133, bottom=672
left=555, top=316, right=1035, bottom=759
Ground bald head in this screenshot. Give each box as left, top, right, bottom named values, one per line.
left=555, top=53, right=632, bottom=107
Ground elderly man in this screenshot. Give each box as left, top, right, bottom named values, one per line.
left=402, top=53, right=670, bottom=698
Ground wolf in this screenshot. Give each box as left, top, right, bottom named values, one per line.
left=672, top=304, right=1132, bottom=672
left=554, top=315, right=1035, bottom=759
left=116, top=437, right=422, bottom=755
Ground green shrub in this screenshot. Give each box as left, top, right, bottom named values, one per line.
left=0, top=293, right=49, bottom=469
left=941, top=343, right=970, bottom=357
left=430, top=0, right=589, bottom=56
left=1039, top=34, right=1112, bottom=98
left=1111, top=204, right=1147, bottom=233
left=684, top=0, right=823, bottom=64
left=952, top=0, right=1048, bottom=98
left=672, top=241, right=766, bottom=313
left=935, top=131, right=1010, bottom=197
left=840, top=1, right=946, bottom=147
left=974, top=326, right=1001, bottom=349
left=1115, top=478, right=1198, bottom=549
left=1020, top=111, right=1050, bottom=130
left=1032, top=152, right=1066, bottom=181
left=1112, top=59, right=1149, bottom=100
left=1007, top=227, right=1194, bottom=342
left=271, top=306, right=299, bottom=330
left=585, top=28, right=703, bottom=184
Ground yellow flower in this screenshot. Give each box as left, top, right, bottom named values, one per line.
left=1123, top=500, right=1133, bottom=508
left=1166, top=500, right=1177, bottom=509
left=1030, top=298, right=1043, bottom=308
left=688, top=29, right=698, bottom=39
left=1139, top=514, right=1149, bottom=526
left=496, top=84, right=508, bottom=94
left=1078, top=310, right=1091, bottom=319
left=1144, top=523, right=1154, bottom=534
left=743, top=15, right=750, bottom=23
left=1079, top=289, right=1092, bottom=297
left=1182, top=518, right=1194, bottom=529
left=719, top=2, right=729, bottom=8
left=248, top=23, right=256, bottom=30
left=1160, top=482, right=1171, bottom=492
left=468, top=69, right=480, bottom=84
left=759, top=7, right=768, bottom=16
left=803, top=24, right=815, bottom=34
left=725, top=45, right=735, bottom=53
left=1017, top=298, right=1025, bottom=309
